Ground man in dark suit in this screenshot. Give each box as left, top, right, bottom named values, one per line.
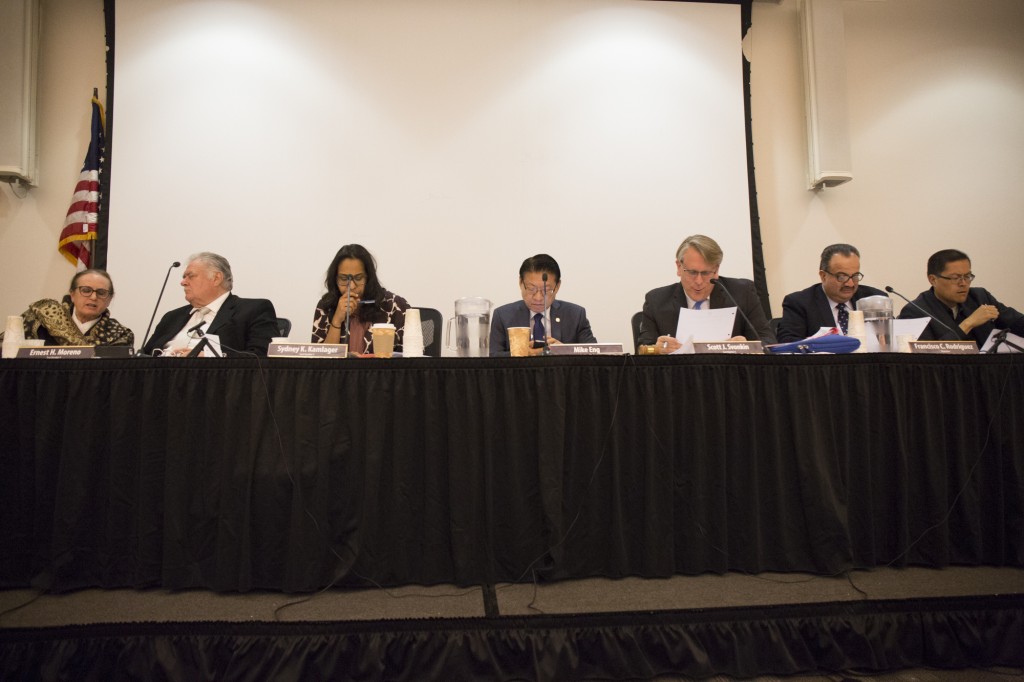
left=489, top=253, right=596, bottom=356
left=637, top=234, right=773, bottom=353
left=776, top=243, right=887, bottom=343
left=898, top=248, right=1024, bottom=347
left=142, top=252, right=279, bottom=357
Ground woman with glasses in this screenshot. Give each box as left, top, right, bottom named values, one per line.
left=1, top=269, right=134, bottom=347
left=311, top=244, right=409, bottom=354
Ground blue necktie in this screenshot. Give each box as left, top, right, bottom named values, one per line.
left=694, top=300, right=704, bottom=310
left=532, top=313, right=545, bottom=347
left=837, top=303, right=849, bottom=335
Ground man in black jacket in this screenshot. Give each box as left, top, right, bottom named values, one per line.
left=143, top=252, right=278, bottom=356
left=776, top=243, right=887, bottom=343
left=637, top=234, right=773, bottom=353
left=898, top=249, right=1024, bottom=347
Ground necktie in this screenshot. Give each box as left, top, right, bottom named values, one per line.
left=837, top=303, right=848, bottom=335
left=694, top=300, right=704, bottom=310
left=192, top=307, right=209, bottom=328
left=533, top=313, right=545, bottom=347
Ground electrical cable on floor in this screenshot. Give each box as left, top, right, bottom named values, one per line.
left=492, top=352, right=634, bottom=610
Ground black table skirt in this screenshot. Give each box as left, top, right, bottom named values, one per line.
left=1, top=354, right=1021, bottom=592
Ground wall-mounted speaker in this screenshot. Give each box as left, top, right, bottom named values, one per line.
left=0, top=0, right=40, bottom=186
left=800, top=0, right=852, bottom=189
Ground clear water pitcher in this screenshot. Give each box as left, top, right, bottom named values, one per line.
left=446, top=297, right=491, bottom=357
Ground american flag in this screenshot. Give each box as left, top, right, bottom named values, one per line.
left=57, top=96, right=105, bottom=269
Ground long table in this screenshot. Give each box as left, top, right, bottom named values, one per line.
left=1, top=354, right=1021, bottom=593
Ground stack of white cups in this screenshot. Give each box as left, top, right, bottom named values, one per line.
left=846, top=310, right=867, bottom=353
left=3, top=316, right=25, bottom=359
left=403, top=308, right=424, bottom=357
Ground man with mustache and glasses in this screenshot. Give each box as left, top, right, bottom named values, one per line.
left=776, top=243, right=887, bottom=343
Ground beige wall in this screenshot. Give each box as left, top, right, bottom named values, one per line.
left=751, top=0, right=1024, bottom=315
left=2, top=0, right=1022, bottom=329
left=0, top=0, right=106, bottom=314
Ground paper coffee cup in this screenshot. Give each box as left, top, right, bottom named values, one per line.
left=508, top=327, right=531, bottom=357
left=371, top=323, right=396, bottom=358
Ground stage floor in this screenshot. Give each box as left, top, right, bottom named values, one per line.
left=3, top=566, right=1022, bottom=626
left=3, top=567, right=1023, bottom=681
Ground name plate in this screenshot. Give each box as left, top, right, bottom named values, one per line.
left=693, top=340, right=763, bottom=355
left=268, top=342, right=348, bottom=358
left=17, top=346, right=95, bottom=358
left=547, top=343, right=625, bottom=356
left=908, top=340, right=978, bottom=355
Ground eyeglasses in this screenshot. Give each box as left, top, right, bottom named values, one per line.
left=75, top=286, right=112, bottom=299
left=824, top=271, right=864, bottom=284
left=934, top=273, right=975, bottom=284
left=681, top=268, right=717, bottom=280
left=522, top=284, right=554, bottom=296
left=337, top=274, right=366, bottom=285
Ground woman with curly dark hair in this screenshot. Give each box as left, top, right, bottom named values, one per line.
left=310, top=244, right=409, bottom=354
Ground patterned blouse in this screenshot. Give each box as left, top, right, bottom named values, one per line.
left=311, top=289, right=410, bottom=354
left=1, top=298, right=135, bottom=347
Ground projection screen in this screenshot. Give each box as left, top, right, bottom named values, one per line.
left=108, top=0, right=753, bottom=350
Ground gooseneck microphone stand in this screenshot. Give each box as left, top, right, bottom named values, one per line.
left=987, top=329, right=1024, bottom=354
left=541, top=272, right=550, bottom=355
left=344, top=280, right=352, bottom=348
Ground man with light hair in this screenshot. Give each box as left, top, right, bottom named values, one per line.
left=142, top=252, right=279, bottom=356
left=637, top=234, right=773, bottom=353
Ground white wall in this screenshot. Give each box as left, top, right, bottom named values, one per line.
left=3, top=0, right=1023, bottom=345
left=106, top=0, right=752, bottom=348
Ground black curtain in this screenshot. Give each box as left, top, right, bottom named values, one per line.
left=2, top=355, right=1021, bottom=593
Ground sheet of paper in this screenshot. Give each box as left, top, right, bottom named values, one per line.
left=672, top=307, right=737, bottom=354
left=893, top=317, right=930, bottom=341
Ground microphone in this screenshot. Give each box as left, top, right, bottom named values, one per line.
left=139, top=261, right=181, bottom=355
left=986, top=328, right=1024, bottom=354
left=708, top=278, right=759, bottom=341
left=185, top=334, right=221, bottom=358
left=884, top=286, right=959, bottom=338
left=541, top=272, right=550, bottom=355
left=344, top=280, right=352, bottom=347
left=186, top=321, right=206, bottom=336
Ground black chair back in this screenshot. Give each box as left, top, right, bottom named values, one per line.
left=631, top=311, right=643, bottom=352
left=413, top=307, right=443, bottom=357
left=276, top=318, right=292, bottom=337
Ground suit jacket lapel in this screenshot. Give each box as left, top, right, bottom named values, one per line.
left=516, top=301, right=533, bottom=328
left=813, top=286, right=836, bottom=329
left=207, top=294, right=236, bottom=335
left=709, top=282, right=729, bottom=310
left=550, top=300, right=562, bottom=339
